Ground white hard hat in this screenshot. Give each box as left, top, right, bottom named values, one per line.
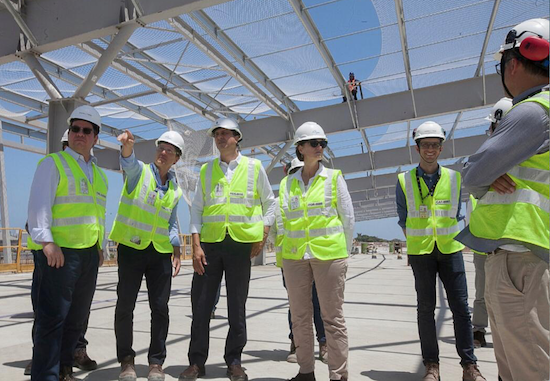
left=293, top=122, right=327, bottom=145
left=67, top=105, right=101, bottom=131
left=289, top=157, right=304, bottom=173
left=207, top=117, right=242, bottom=141
left=60, top=129, right=69, bottom=143
left=413, top=121, right=446, bottom=142
left=486, top=97, right=513, bottom=123
left=156, top=130, right=184, bottom=154
left=494, top=18, right=550, bottom=62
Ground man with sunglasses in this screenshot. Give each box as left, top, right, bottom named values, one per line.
left=457, top=18, right=549, bottom=381
left=396, top=121, right=485, bottom=381
left=27, top=105, right=108, bottom=381
left=180, top=117, right=275, bottom=381
left=110, top=129, right=184, bottom=381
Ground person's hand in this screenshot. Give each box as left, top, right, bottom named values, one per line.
left=98, top=249, right=104, bottom=267
left=192, top=245, right=207, bottom=275
left=491, top=174, right=516, bottom=195
left=117, top=129, right=135, bottom=158
left=250, top=239, right=266, bottom=258
left=172, top=255, right=181, bottom=277
left=42, top=242, right=64, bottom=268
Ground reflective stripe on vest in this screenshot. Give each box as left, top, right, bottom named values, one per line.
left=109, top=165, right=182, bottom=253
left=200, top=156, right=264, bottom=243
left=470, top=91, right=550, bottom=250
left=280, top=168, right=348, bottom=261
left=398, top=166, right=464, bottom=255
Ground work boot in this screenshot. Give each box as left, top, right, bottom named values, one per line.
left=318, top=341, right=328, bottom=364
left=287, top=339, right=297, bottom=363
left=178, top=364, right=205, bottom=380
left=119, top=356, right=137, bottom=381
left=59, top=365, right=80, bottom=381
left=226, top=364, right=248, bottom=381
left=24, top=360, right=32, bottom=376
left=473, top=331, right=487, bottom=348
left=148, top=364, right=165, bottom=381
left=73, top=348, right=98, bottom=371
left=287, top=372, right=316, bottom=381
left=422, top=362, right=440, bottom=381
left=462, top=363, right=486, bottom=381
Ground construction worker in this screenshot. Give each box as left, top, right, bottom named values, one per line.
left=25, top=129, right=98, bottom=377
left=457, top=18, right=549, bottom=381
left=27, top=105, right=108, bottom=381
left=342, top=72, right=358, bottom=102
left=111, top=129, right=184, bottom=381
left=280, top=122, right=354, bottom=381
left=395, top=121, right=485, bottom=381
left=269, top=158, right=328, bottom=365
left=180, top=117, right=275, bottom=381
left=468, top=97, right=513, bottom=350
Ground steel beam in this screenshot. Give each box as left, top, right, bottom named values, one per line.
left=18, top=52, right=63, bottom=99
left=394, top=0, right=417, bottom=118
left=0, top=0, right=38, bottom=47
left=0, top=121, right=11, bottom=263
left=474, top=0, right=501, bottom=77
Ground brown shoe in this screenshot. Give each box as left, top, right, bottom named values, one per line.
left=422, top=362, right=440, bottom=381
left=24, top=360, right=32, bottom=376
left=119, top=356, right=137, bottom=381
left=473, top=331, right=487, bottom=348
left=179, top=364, right=205, bottom=380
left=288, top=372, right=316, bottom=381
left=226, top=364, right=248, bottom=381
left=463, top=363, right=486, bottom=381
left=318, top=341, right=328, bottom=364
left=59, top=365, right=80, bottom=381
left=73, top=348, right=98, bottom=371
left=148, top=364, right=165, bottom=381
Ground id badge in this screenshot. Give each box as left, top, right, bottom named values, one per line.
left=80, top=179, right=89, bottom=194
left=419, top=205, right=428, bottom=219
left=215, top=183, right=224, bottom=197
left=147, top=191, right=157, bottom=205
left=290, top=196, right=300, bottom=210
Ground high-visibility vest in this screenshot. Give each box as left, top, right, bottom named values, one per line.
left=27, top=235, right=43, bottom=251
left=279, top=168, right=347, bottom=260
left=398, top=166, right=464, bottom=254
left=274, top=201, right=284, bottom=268
left=468, top=195, right=485, bottom=255
left=46, top=151, right=108, bottom=249
left=109, top=164, right=182, bottom=253
left=470, top=92, right=550, bottom=251
left=200, top=156, right=264, bottom=243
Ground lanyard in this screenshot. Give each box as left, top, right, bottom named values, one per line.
left=416, top=170, right=440, bottom=204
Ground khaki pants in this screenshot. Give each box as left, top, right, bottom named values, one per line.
left=283, top=258, right=348, bottom=380
left=485, top=250, right=550, bottom=381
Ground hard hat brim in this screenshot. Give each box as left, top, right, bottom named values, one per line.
left=294, top=134, right=328, bottom=145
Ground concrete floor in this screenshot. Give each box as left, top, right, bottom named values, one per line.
left=0, top=250, right=499, bottom=380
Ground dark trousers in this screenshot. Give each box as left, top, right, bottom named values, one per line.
left=31, top=246, right=99, bottom=381
left=115, top=243, right=172, bottom=365
left=408, top=247, right=477, bottom=366
left=281, top=269, right=326, bottom=343
left=188, top=236, right=252, bottom=367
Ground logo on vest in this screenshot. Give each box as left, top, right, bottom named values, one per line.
left=130, top=236, right=141, bottom=245
left=307, top=202, right=323, bottom=207
left=435, top=200, right=451, bottom=205
left=230, top=192, right=244, bottom=197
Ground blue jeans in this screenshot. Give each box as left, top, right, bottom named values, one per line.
left=281, top=269, right=326, bottom=343
left=408, top=248, right=476, bottom=366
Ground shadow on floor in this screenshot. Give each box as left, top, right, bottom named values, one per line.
left=361, top=369, right=422, bottom=381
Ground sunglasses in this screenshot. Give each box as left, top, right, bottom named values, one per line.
left=307, top=140, right=327, bottom=148
left=70, top=126, right=94, bottom=135
left=419, top=142, right=441, bottom=149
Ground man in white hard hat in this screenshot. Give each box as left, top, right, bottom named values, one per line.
left=27, top=105, right=108, bottom=381
left=457, top=18, right=549, bottom=381
left=110, top=129, right=184, bottom=381
left=180, top=117, right=275, bottom=381
left=396, top=121, right=485, bottom=381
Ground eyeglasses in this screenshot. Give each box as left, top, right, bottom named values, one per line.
left=156, top=146, right=176, bottom=155
left=419, top=142, right=441, bottom=149
left=307, top=140, right=327, bottom=148
left=69, top=126, right=94, bottom=135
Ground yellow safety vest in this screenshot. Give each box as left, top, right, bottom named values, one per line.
left=109, top=164, right=182, bottom=253
left=468, top=195, right=485, bottom=255
left=469, top=92, right=549, bottom=251
left=280, top=168, right=347, bottom=260
left=398, top=166, right=464, bottom=254
left=46, top=151, right=108, bottom=249
left=274, top=200, right=284, bottom=268
left=200, top=156, right=264, bottom=243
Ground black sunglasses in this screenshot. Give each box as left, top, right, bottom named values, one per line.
left=307, top=140, right=327, bottom=148
left=70, top=126, right=94, bottom=135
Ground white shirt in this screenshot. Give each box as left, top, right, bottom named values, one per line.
left=190, top=153, right=276, bottom=234
left=285, top=164, right=355, bottom=258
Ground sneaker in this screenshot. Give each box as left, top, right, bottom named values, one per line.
left=422, top=362, right=440, bottom=381
left=178, top=364, right=205, bottom=380
left=59, top=365, right=80, bottom=381
left=73, top=348, right=98, bottom=371
left=24, top=360, right=32, bottom=376
left=226, top=364, right=248, bottom=381
left=473, top=331, right=487, bottom=348
left=287, top=339, right=297, bottom=363
left=119, top=356, right=137, bottom=381
left=462, top=363, right=486, bottom=381
left=318, top=341, right=328, bottom=364
left=148, top=364, right=165, bottom=381
left=287, top=372, right=316, bottom=381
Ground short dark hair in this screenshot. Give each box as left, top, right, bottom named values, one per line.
left=505, top=49, right=549, bottom=78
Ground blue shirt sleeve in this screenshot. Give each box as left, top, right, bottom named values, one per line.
left=395, top=181, right=407, bottom=229
left=169, top=201, right=181, bottom=247
left=120, top=152, right=144, bottom=194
